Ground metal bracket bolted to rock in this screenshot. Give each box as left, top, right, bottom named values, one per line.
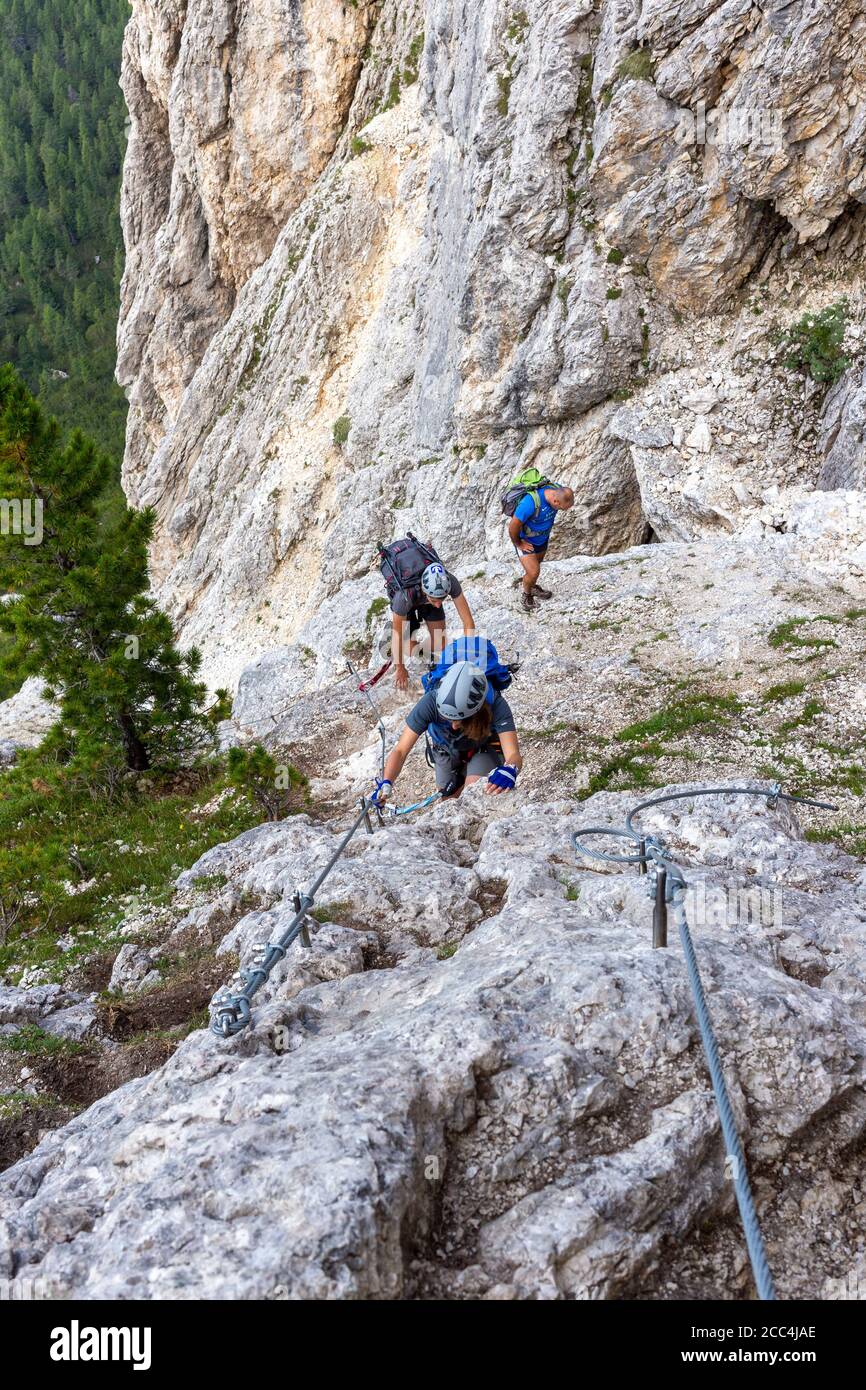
left=572, top=780, right=839, bottom=1303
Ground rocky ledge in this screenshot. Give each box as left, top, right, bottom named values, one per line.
left=1, top=785, right=865, bottom=1300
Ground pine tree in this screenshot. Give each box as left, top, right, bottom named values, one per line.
left=0, top=366, right=223, bottom=775
left=0, top=0, right=129, bottom=460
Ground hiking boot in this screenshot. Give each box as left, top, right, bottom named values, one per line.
left=520, top=590, right=536, bottom=612
left=532, top=584, right=553, bottom=599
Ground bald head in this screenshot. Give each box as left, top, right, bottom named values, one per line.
left=549, top=487, right=574, bottom=510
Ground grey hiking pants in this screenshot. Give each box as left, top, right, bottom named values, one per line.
left=429, top=741, right=504, bottom=790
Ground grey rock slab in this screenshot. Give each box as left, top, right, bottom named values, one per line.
left=2, top=791, right=865, bottom=1298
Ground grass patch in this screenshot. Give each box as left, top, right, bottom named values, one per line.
left=577, top=743, right=664, bottom=800
left=0, top=1024, right=89, bottom=1056
left=0, top=755, right=260, bottom=983
left=403, top=31, right=425, bottom=86
left=616, top=694, right=740, bottom=744
left=805, top=824, right=866, bottom=860
left=333, top=415, right=351, bottom=448
left=834, top=765, right=866, bottom=797
left=365, top=597, right=388, bottom=630
left=0, top=1091, right=61, bottom=1121
left=496, top=69, right=513, bottom=117
left=614, top=49, right=655, bottom=84
left=342, top=636, right=368, bottom=663
left=310, top=901, right=353, bottom=924
left=764, top=680, right=806, bottom=703
left=777, top=699, right=823, bottom=735
left=768, top=616, right=840, bottom=652
left=524, top=720, right=583, bottom=740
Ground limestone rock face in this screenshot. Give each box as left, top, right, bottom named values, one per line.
left=594, top=0, right=866, bottom=309
left=117, top=0, right=377, bottom=478
left=819, top=363, right=866, bottom=491
left=3, top=511, right=866, bottom=1297
left=115, top=1, right=866, bottom=688
left=0, top=678, right=55, bottom=764
left=2, top=790, right=866, bottom=1299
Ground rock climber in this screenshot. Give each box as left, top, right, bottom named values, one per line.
left=508, top=485, right=575, bottom=612
left=387, top=559, right=477, bottom=692
left=371, top=660, right=522, bottom=804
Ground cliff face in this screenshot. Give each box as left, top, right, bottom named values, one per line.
left=117, top=0, right=378, bottom=475
left=4, top=529, right=866, bottom=1300
left=116, top=0, right=866, bottom=687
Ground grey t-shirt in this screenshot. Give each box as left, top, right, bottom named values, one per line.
left=390, top=570, right=463, bottom=617
left=406, top=687, right=516, bottom=757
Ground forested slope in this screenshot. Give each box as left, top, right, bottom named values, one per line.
left=0, top=0, right=127, bottom=458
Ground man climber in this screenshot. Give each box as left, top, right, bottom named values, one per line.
left=379, top=535, right=476, bottom=691
left=508, top=485, right=574, bottom=612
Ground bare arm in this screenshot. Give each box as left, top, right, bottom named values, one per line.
left=382, top=725, right=420, bottom=786
left=485, top=728, right=523, bottom=795
left=453, top=591, right=476, bottom=635
left=508, top=516, right=533, bottom=553
left=499, top=729, right=522, bottom=770
left=391, top=613, right=410, bottom=690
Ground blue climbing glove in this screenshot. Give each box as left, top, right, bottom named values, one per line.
left=371, top=777, right=393, bottom=806
left=487, top=763, right=518, bottom=792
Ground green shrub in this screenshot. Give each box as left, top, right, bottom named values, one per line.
left=227, top=745, right=310, bottom=822
left=614, top=49, right=655, bottom=84
left=0, top=367, right=223, bottom=777
left=780, top=300, right=850, bottom=385
left=365, top=597, right=388, bottom=630
left=333, top=415, right=351, bottom=447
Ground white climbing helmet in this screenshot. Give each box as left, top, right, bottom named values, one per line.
left=421, top=563, right=451, bottom=601
left=435, top=660, right=489, bottom=721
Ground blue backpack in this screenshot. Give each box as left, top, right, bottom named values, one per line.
left=423, top=636, right=514, bottom=707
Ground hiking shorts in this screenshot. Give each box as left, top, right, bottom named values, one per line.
left=429, top=741, right=504, bottom=790
left=406, top=604, right=447, bottom=634
left=520, top=540, right=549, bottom=556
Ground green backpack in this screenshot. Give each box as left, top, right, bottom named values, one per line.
left=501, top=467, right=557, bottom=518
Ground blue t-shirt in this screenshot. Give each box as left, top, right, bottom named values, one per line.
left=407, top=688, right=516, bottom=755
left=514, top=487, right=558, bottom=545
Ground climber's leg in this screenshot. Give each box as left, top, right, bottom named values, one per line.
left=519, top=549, right=542, bottom=592
left=430, top=744, right=466, bottom=798
left=408, top=609, right=445, bottom=663
left=464, top=746, right=504, bottom=787
left=425, top=617, right=447, bottom=660
left=518, top=544, right=545, bottom=610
